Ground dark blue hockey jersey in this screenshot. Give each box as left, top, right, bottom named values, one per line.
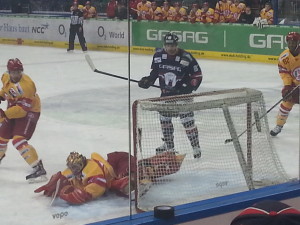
left=149, top=48, right=202, bottom=97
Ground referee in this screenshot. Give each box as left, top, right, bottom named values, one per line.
left=67, top=2, right=87, bottom=52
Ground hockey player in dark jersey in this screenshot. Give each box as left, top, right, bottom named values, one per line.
left=138, top=33, right=203, bottom=158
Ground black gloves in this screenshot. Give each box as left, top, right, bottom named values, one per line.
left=175, top=82, right=194, bottom=95
left=138, top=76, right=153, bottom=89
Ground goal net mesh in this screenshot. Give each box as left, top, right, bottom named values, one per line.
left=132, top=88, right=289, bottom=211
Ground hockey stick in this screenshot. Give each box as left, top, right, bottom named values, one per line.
left=49, top=179, right=61, bottom=206
left=225, top=85, right=300, bottom=144
left=85, top=54, right=160, bottom=88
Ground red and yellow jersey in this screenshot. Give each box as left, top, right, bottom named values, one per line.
left=176, top=7, right=187, bottom=21
left=137, top=1, right=151, bottom=20
left=83, top=6, right=97, bottom=18
left=149, top=6, right=163, bottom=21
left=200, top=8, right=215, bottom=23
left=165, top=6, right=176, bottom=21
left=278, top=49, right=300, bottom=86
left=0, top=73, right=41, bottom=119
left=188, top=8, right=202, bottom=22
left=62, top=152, right=116, bottom=199
left=161, top=6, right=169, bottom=20
left=214, top=0, right=232, bottom=23
left=260, top=8, right=274, bottom=24
left=229, top=2, right=245, bottom=22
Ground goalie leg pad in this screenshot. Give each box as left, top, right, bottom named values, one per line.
left=139, top=152, right=186, bottom=180
left=110, top=176, right=135, bottom=197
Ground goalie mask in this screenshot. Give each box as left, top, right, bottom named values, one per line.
left=66, top=152, right=87, bottom=175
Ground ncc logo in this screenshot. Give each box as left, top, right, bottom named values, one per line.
left=32, top=23, right=49, bottom=34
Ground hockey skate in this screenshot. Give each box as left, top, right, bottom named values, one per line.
left=26, top=160, right=48, bottom=183
left=270, top=125, right=283, bottom=136
left=192, top=146, right=201, bottom=159
left=156, top=142, right=175, bottom=155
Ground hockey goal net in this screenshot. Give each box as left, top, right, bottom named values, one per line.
left=132, top=88, right=289, bottom=212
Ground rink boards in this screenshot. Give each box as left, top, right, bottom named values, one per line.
left=87, top=180, right=300, bottom=225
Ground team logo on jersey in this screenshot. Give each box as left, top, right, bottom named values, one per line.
left=164, top=72, right=177, bottom=88
left=279, top=52, right=289, bottom=61
left=292, top=67, right=300, bottom=81
left=154, top=57, right=162, bottom=63
left=162, top=54, right=167, bottom=59
left=9, top=88, right=17, bottom=98
left=180, top=59, right=189, bottom=66
left=175, top=56, right=180, bottom=62
left=15, top=83, right=24, bottom=95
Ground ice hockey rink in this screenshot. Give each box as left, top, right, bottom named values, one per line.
left=0, top=44, right=299, bottom=225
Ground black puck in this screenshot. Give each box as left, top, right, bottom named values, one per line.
left=154, top=205, right=175, bottom=219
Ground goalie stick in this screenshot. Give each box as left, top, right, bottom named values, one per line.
left=49, top=178, right=61, bottom=206
left=225, top=85, right=300, bottom=144
left=85, top=54, right=160, bottom=88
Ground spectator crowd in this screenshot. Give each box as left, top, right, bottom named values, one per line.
left=1, top=0, right=292, bottom=25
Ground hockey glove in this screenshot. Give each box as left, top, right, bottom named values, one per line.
left=138, top=76, right=153, bottom=89
left=34, top=171, right=70, bottom=197
left=59, top=185, right=92, bottom=204
left=174, top=81, right=194, bottom=95
left=178, top=84, right=194, bottom=94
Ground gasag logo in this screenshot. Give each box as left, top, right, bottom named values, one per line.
left=147, top=30, right=208, bottom=44
left=249, top=34, right=285, bottom=49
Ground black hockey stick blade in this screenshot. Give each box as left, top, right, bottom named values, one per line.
left=85, top=54, right=160, bottom=88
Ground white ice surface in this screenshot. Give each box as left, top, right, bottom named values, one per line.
left=0, top=45, right=298, bottom=225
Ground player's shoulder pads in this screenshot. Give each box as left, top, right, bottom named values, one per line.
left=279, top=50, right=289, bottom=62
left=155, top=47, right=164, bottom=53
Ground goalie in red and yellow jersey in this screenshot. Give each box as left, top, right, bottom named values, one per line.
left=34, top=151, right=186, bottom=204
left=35, top=152, right=117, bottom=204
left=270, top=32, right=300, bottom=136
left=0, top=58, right=47, bottom=183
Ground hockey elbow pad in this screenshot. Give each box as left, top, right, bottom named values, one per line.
left=59, top=185, right=92, bottom=204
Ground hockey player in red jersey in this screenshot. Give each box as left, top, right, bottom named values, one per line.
left=34, top=151, right=185, bottom=204
left=0, top=58, right=47, bottom=183
left=270, top=32, right=300, bottom=136
left=138, top=33, right=203, bottom=158
left=35, top=152, right=118, bottom=204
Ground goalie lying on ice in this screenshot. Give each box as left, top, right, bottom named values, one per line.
left=34, top=151, right=185, bottom=204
